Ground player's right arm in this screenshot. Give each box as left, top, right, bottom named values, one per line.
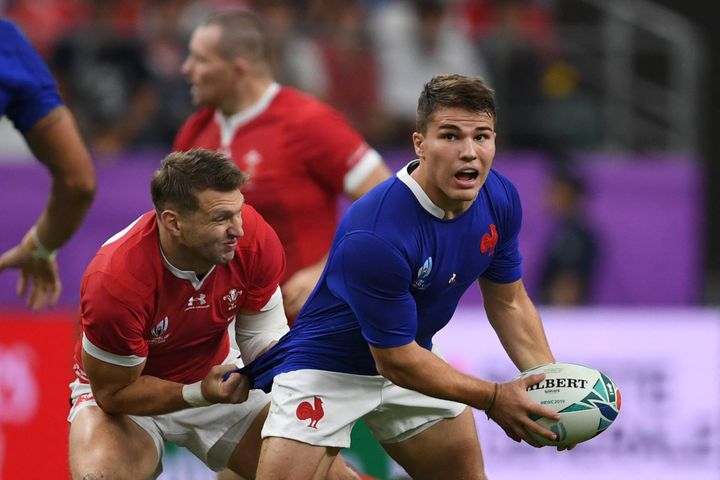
left=23, top=105, right=96, bottom=253
left=0, top=20, right=96, bottom=310
left=82, top=349, right=249, bottom=416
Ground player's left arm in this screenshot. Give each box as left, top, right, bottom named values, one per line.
left=479, top=277, right=554, bottom=371
left=236, top=286, right=289, bottom=363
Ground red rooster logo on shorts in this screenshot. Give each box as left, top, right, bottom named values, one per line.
left=296, top=396, right=324, bottom=428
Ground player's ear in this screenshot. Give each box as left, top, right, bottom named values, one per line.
left=232, top=56, right=250, bottom=75
left=159, top=209, right=182, bottom=237
left=412, top=132, right=425, bottom=159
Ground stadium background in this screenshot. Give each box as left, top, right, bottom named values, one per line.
left=0, top=0, right=717, bottom=478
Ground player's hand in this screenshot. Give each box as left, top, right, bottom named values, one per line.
left=282, top=262, right=324, bottom=317
left=0, top=240, right=61, bottom=311
left=202, top=364, right=250, bottom=404
left=486, top=373, right=560, bottom=448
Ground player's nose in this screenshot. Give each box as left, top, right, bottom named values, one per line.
left=458, top=137, right=478, bottom=160
left=229, top=215, right=243, bottom=238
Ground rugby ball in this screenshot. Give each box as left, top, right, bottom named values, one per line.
left=517, top=362, right=621, bottom=447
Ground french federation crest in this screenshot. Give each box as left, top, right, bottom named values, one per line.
left=412, top=257, right=433, bottom=290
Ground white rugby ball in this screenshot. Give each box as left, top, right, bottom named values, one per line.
left=517, top=362, right=621, bottom=447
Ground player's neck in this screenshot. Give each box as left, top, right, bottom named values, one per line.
left=157, top=226, right=213, bottom=276
left=219, top=77, right=274, bottom=117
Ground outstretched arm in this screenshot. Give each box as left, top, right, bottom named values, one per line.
left=0, top=105, right=95, bottom=309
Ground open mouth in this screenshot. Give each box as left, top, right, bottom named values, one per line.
left=455, top=169, right=479, bottom=182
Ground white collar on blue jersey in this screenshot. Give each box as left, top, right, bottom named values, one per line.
left=396, top=160, right=446, bottom=219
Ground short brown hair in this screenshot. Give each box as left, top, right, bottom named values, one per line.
left=202, top=10, right=272, bottom=66
left=151, top=149, right=247, bottom=214
left=416, top=74, right=496, bottom=134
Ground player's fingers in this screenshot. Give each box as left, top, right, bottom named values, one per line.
left=229, top=375, right=250, bottom=403
left=17, top=271, right=28, bottom=297
left=521, top=373, right=547, bottom=388
left=523, top=416, right=558, bottom=443
left=49, top=279, right=62, bottom=306
left=28, top=284, right=43, bottom=310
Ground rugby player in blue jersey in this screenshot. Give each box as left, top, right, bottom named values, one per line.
left=0, top=19, right=95, bottom=310
left=242, top=74, right=561, bottom=480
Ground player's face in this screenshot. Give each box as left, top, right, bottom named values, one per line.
left=182, top=25, right=236, bottom=108
left=178, top=188, right=245, bottom=272
left=412, top=107, right=496, bottom=218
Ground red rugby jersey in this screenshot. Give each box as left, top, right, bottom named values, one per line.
left=174, top=84, right=374, bottom=282
left=73, top=205, right=285, bottom=384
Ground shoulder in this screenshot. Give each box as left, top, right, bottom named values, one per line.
left=276, top=87, right=348, bottom=125
left=174, top=108, right=216, bottom=147
left=83, top=212, right=160, bottom=303
left=235, top=205, right=283, bottom=259
left=482, top=169, right=521, bottom=206
left=340, top=176, right=416, bottom=243
left=0, top=19, right=25, bottom=46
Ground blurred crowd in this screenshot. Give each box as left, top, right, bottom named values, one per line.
left=1, top=0, right=594, bottom=155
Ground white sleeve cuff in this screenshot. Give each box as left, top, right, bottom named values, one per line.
left=82, top=332, right=146, bottom=367
left=344, top=146, right=382, bottom=194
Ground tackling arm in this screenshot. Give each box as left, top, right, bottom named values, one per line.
left=82, top=349, right=248, bottom=416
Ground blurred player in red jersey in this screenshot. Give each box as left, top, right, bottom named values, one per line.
left=67, top=150, right=358, bottom=480
left=174, top=10, right=391, bottom=321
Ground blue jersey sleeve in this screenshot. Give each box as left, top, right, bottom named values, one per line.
left=482, top=173, right=523, bottom=283
left=0, top=19, right=62, bottom=133
left=325, top=231, right=418, bottom=349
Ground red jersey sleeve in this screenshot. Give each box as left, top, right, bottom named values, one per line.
left=80, top=270, right=150, bottom=359
left=173, top=107, right=217, bottom=151
left=292, top=97, right=367, bottom=194
left=238, top=205, right=286, bottom=311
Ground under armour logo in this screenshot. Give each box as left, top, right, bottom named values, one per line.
left=187, top=294, right=207, bottom=307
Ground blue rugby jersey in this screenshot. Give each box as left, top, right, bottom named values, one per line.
left=242, top=161, right=524, bottom=391
left=0, top=19, right=62, bottom=133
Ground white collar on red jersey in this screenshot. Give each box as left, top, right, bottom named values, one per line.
left=214, top=82, right=281, bottom=147
left=159, top=244, right=215, bottom=290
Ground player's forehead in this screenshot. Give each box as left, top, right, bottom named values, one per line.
left=428, top=106, right=495, bottom=131
left=189, top=24, right=222, bottom=54
left=195, top=188, right=244, bottom=214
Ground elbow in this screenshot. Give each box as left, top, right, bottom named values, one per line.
left=374, top=358, right=405, bottom=387
left=59, top=173, right=96, bottom=213
left=92, top=389, right=123, bottom=415
left=70, top=174, right=97, bottom=206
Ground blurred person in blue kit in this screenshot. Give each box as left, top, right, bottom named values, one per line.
left=0, top=18, right=95, bottom=310
left=539, top=167, right=598, bottom=305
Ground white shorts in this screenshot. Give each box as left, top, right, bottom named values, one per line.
left=262, top=369, right=466, bottom=448
left=68, top=371, right=269, bottom=476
